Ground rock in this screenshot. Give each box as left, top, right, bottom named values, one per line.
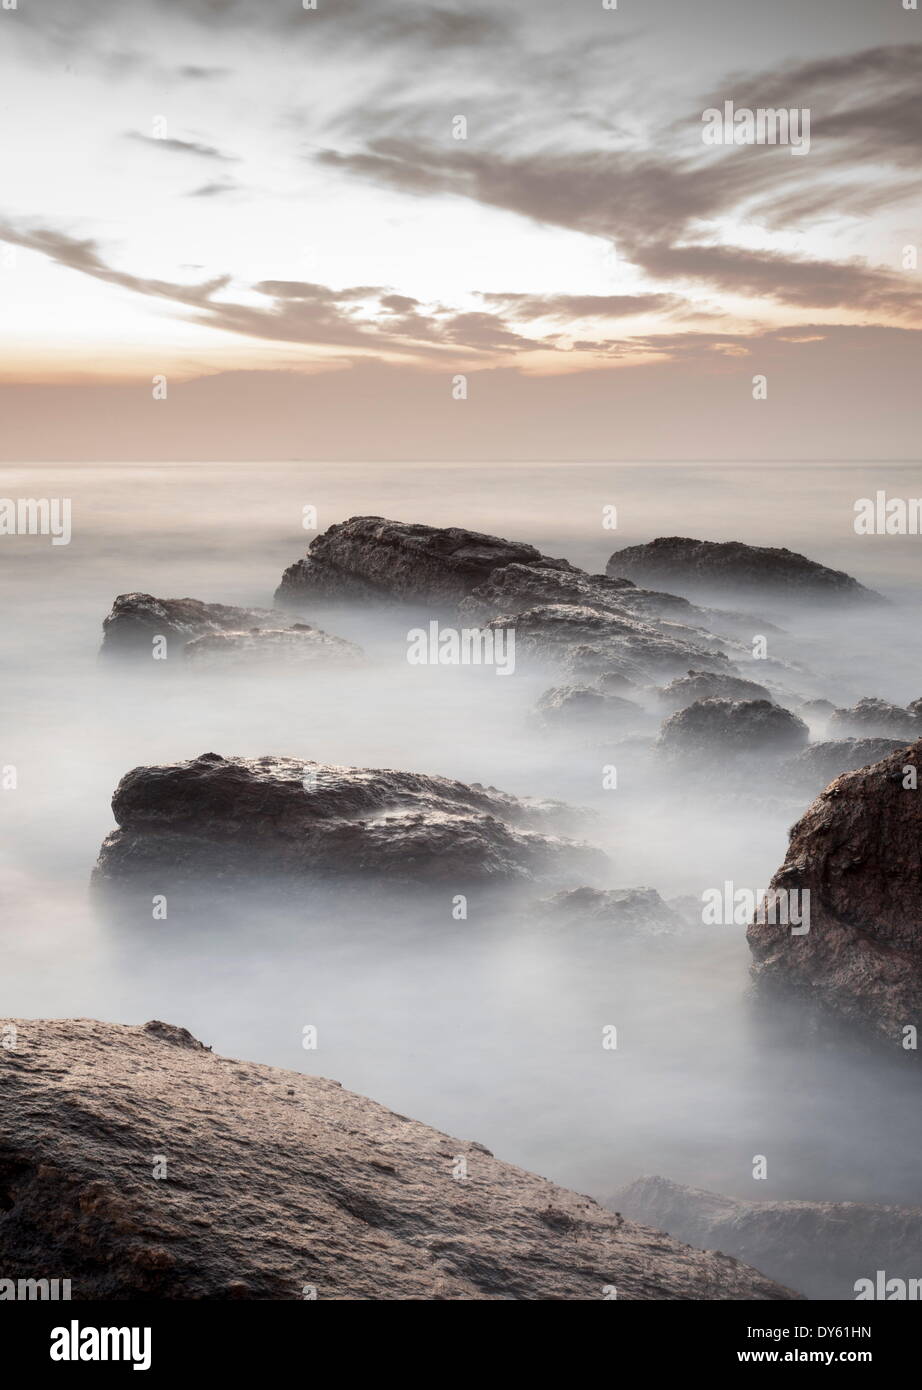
left=656, top=669, right=773, bottom=713
left=101, top=593, right=288, bottom=656
left=183, top=624, right=363, bottom=668
left=783, top=738, right=909, bottom=796
left=828, top=697, right=920, bottom=740
left=610, top=1175, right=922, bottom=1301
left=485, top=605, right=731, bottom=684
left=534, top=887, right=685, bottom=938
left=747, top=739, right=922, bottom=1041
left=533, top=684, right=646, bottom=731
left=93, top=752, right=606, bottom=890
left=0, top=1019, right=797, bottom=1300
left=460, top=562, right=713, bottom=628
left=276, top=516, right=569, bottom=607
left=606, top=537, right=883, bottom=604
left=658, top=699, right=809, bottom=761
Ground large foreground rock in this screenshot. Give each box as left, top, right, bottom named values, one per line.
left=607, top=537, right=882, bottom=604
left=611, top=1175, right=922, bottom=1301
left=276, top=516, right=567, bottom=607
left=93, top=752, right=605, bottom=889
left=0, top=1019, right=797, bottom=1300
left=747, top=739, right=922, bottom=1042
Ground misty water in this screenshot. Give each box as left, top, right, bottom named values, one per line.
left=2, top=461, right=921, bottom=1221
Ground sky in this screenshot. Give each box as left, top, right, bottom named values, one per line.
left=0, top=0, right=919, bottom=459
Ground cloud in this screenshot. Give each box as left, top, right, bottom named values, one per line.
left=315, top=43, right=922, bottom=321
left=126, top=132, right=238, bottom=161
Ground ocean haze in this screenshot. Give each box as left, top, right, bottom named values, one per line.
left=2, top=460, right=921, bottom=1221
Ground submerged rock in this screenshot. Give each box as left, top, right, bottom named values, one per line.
left=533, top=684, right=646, bottom=731
left=485, top=605, right=730, bottom=684
left=658, top=699, right=809, bottom=761
left=101, top=593, right=286, bottom=656
left=276, top=516, right=567, bottom=607
left=607, top=537, right=883, bottom=604
left=93, top=752, right=606, bottom=890
left=656, top=669, right=773, bottom=713
left=0, top=1018, right=796, bottom=1300
left=782, top=738, right=909, bottom=796
left=828, top=697, right=920, bottom=740
left=611, top=1175, right=922, bottom=1302
left=535, top=887, right=685, bottom=938
left=183, top=624, right=363, bottom=668
left=747, top=739, right=922, bottom=1042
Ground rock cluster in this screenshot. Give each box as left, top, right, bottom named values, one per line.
left=0, top=1019, right=797, bottom=1300
left=828, top=697, right=921, bottom=740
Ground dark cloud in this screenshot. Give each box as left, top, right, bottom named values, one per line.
left=126, top=132, right=237, bottom=161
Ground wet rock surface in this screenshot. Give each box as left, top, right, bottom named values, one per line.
left=607, top=536, right=883, bottom=604
left=658, top=698, right=809, bottom=760
left=747, top=739, right=922, bottom=1042
left=610, top=1175, right=922, bottom=1301
left=183, top=624, right=363, bottom=668
left=101, top=593, right=288, bottom=655
left=485, top=605, right=730, bottom=684
left=93, top=752, right=606, bottom=889
left=276, top=516, right=565, bottom=607
left=0, top=1019, right=797, bottom=1301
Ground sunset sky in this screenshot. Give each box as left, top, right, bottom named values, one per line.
left=0, top=0, right=919, bottom=458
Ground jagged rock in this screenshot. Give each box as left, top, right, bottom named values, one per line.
left=607, top=537, right=883, bottom=604
left=101, top=593, right=288, bottom=656
left=828, top=697, right=920, bottom=740
left=533, top=684, right=645, bottom=731
left=782, top=738, right=909, bottom=796
left=534, top=887, right=685, bottom=938
left=183, top=624, right=363, bottom=668
left=658, top=699, right=809, bottom=761
left=610, top=1175, right=922, bottom=1301
left=485, top=605, right=730, bottom=684
left=656, top=669, right=773, bottom=713
left=93, top=752, right=606, bottom=890
left=0, top=1019, right=797, bottom=1300
left=276, top=516, right=570, bottom=607
left=747, top=739, right=922, bottom=1041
